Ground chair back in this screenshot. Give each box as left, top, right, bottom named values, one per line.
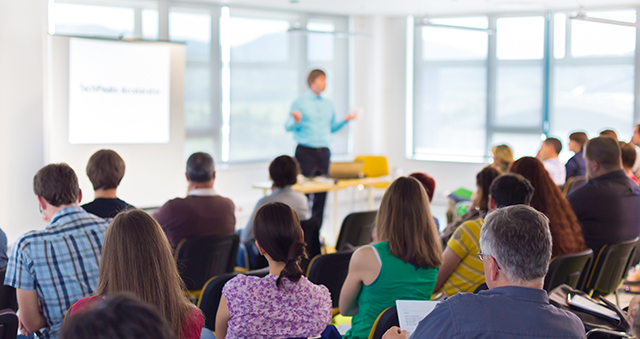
left=583, top=237, right=639, bottom=297
left=544, top=249, right=593, bottom=292
left=175, top=234, right=240, bottom=291
left=306, top=251, right=354, bottom=308
left=335, top=211, right=377, bottom=252
left=354, top=156, right=389, bottom=178
left=0, top=309, right=18, bottom=339
left=563, top=176, right=587, bottom=196
left=301, top=218, right=321, bottom=273
left=368, top=306, right=399, bottom=339
left=0, top=269, right=17, bottom=312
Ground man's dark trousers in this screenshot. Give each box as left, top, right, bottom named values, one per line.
left=295, top=144, right=330, bottom=228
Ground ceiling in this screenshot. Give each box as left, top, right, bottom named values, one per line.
left=208, top=0, right=640, bottom=16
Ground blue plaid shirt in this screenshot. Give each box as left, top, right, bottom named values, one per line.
left=5, top=206, right=108, bottom=339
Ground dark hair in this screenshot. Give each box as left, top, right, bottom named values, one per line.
left=619, top=141, right=637, bottom=170
left=489, top=173, right=534, bottom=208
left=569, top=132, right=588, bottom=148
left=509, top=157, right=586, bottom=257
left=86, top=149, right=126, bottom=190
left=476, top=166, right=502, bottom=212
left=33, top=163, right=79, bottom=207
left=307, top=69, right=326, bottom=87
left=544, top=138, right=562, bottom=155
left=270, top=156, right=299, bottom=188
left=408, top=172, right=436, bottom=201
left=585, top=136, right=622, bottom=171
left=186, top=152, right=215, bottom=183
left=253, top=202, right=307, bottom=289
left=60, top=293, right=175, bottom=339
left=600, top=129, right=618, bottom=140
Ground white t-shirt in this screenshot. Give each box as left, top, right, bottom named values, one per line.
left=633, top=146, right=640, bottom=176
left=543, top=158, right=566, bottom=186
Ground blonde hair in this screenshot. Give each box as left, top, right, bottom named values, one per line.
left=375, top=177, right=442, bottom=269
left=492, top=144, right=514, bottom=166
left=96, top=209, right=200, bottom=339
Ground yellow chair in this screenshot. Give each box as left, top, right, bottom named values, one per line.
left=354, top=155, right=390, bottom=189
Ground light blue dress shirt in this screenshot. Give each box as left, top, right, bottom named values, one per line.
left=285, top=91, right=348, bottom=148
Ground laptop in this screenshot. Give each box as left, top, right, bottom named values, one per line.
left=328, top=162, right=365, bottom=179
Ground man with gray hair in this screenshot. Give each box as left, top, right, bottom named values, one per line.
left=154, top=152, right=235, bottom=248
left=383, top=205, right=585, bottom=339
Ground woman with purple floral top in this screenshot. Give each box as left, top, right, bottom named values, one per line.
left=216, top=202, right=332, bottom=339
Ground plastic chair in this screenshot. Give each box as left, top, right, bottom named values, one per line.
left=0, top=268, right=17, bottom=312
left=368, top=306, right=398, bottom=339
left=306, top=251, right=354, bottom=309
left=582, top=237, right=639, bottom=304
left=175, top=233, right=240, bottom=292
left=197, top=267, right=270, bottom=331
left=354, top=156, right=390, bottom=189
left=301, top=218, right=322, bottom=273
left=0, top=309, right=18, bottom=339
left=563, top=176, right=587, bottom=196
left=473, top=283, right=488, bottom=293
left=335, top=211, right=377, bottom=252
left=544, top=249, right=593, bottom=292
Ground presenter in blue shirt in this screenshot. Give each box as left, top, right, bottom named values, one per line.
left=285, top=69, right=356, bottom=227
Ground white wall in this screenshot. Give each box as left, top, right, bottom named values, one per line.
left=0, top=0, right=49, bottom=244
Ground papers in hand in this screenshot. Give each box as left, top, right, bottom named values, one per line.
left=396, top=300, right=441, bottom=337
left=568, top=294, right=620, bottom=321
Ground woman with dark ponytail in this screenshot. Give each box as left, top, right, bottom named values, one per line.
left=215, top=202, right=332, bottom=338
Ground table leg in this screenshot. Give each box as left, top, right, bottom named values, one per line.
left=368, top=185, right=374, bottom=210
left=334, top=190, right=340, bottom=239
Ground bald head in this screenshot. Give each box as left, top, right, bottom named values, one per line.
left=584, top=137, right=622, bottom=178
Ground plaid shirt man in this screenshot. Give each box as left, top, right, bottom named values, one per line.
left=5, top=206, right=108, bottom=339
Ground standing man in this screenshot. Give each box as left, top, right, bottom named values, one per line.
left=285, top=69, right=356, bottom=227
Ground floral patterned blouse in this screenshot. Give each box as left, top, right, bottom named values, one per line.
left=222, top=274, right=332, bottom=339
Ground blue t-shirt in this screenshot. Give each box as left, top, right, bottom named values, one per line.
left=285, top=91, right=348, bottom=148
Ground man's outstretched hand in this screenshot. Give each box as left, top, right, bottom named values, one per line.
left=291, top=111, right=302, bottom=123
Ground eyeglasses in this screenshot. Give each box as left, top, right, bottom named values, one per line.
left=478, top=251, right=501, bottom=270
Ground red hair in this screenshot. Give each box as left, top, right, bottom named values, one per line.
left=509, top=157, right=586, bottom=257
left=409, top=172, right=436, bottom=201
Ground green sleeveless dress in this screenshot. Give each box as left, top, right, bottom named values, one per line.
left=343, top=241, right=439, bottom=339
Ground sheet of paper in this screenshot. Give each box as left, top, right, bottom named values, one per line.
left=396, top=300, right=440, bottom=337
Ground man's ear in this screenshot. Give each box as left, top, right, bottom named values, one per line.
left=212, top=171, right=216, bottom=180
left=36, top=196, right=47, bottom=210
left=489, top=257, right=500, bottom=282
left=185, top=172, right=189, bottom=182
left=488, top=195, right=497, bottom=211
left=77, top=188, right=82, bottom=204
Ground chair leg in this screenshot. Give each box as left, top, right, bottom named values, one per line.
left=615, top=289, right=620, bottom=306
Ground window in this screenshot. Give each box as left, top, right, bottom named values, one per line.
left=51, top=3, right=135, bottom=38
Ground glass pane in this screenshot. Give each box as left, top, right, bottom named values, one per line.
left=496, top=17, right=545, bottom=60
left=551, top=64, right=634, bottom=151
left=142, top=9, right=159, bottom=40
left=230, top=17, right=290, bottom=63
left=422, top=17, right=488, bottom=60
left=554, top=14, right=566, bottom=59
left=307, top=22, right=334, bottom=62
left=184, top=137, right=217, bottom=161
left=571, top=11, right=636, bottom=58
left=229, top=68, right=299, bottom=162
left=184, top=64, right=212, bottom=129
left=414, top=67, right=487, bottom=159
left=490, top=133, right=543, bottom=160
left=169, top=11, right=211, bottom=60
left=495, top=66, right=543, bottom=127
left=52, top=3, right=135, bottom=38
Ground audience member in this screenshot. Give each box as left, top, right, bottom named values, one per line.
left=491, top=144, right=513, bottom=173
left=62, top=293, right=176, bottom=339
left=408, top=172, right=439, bottom=227
left=433, top=173, right=534, bottom=297
left=510, top=157, right=586, bottom=257
left=565, top=132, right=588, bottom=180
left=340, top=177, right=441, bottom=339
left=441, top=166, right=501, bottom=244
left=630, top=124, right=640, bottom=176
left=241, top=155, right=309, bottom=244
left=620, top=141, right=639, bottom=185
left=383, top=205, right=585, bottom=339
left=155, top=152, right=235, bottom=248
left=5, top=163, right=108, bottom=338
left=69, top=209, right=203, bottom=339
left=536, top=137, right=566, bottom=186
left=81, top=149, right=134, bottom=218
left=0, top=227, right=7, bottom=269
left=600, top=129, right=619, bottom=140
left=216, top=202, right=331, bottom=338
left=567, top=136, right=640, bottom=254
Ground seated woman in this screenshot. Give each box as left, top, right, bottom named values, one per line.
left=491, top=144, right=514, bottom=173
left=440, top=166, right=501, bottom=244
left=216, top=202, right=331, bottom=339
left=509, top=157, right=586, bottom=257
left=340, top=177, right=442, bottom=339
left=69, top=209, right=203, bottom=339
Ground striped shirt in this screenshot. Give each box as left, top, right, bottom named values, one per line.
left=5, top=206, right=108, bottom=339
left=439, top=218, right=486, bottom=298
